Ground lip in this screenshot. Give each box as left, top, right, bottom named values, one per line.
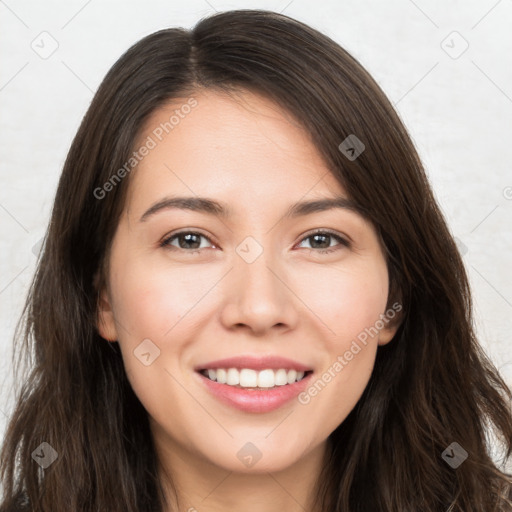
left=195, top=370, right=314, bottom=413
left=194, top=355, right=313, bottom=372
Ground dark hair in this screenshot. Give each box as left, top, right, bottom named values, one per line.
left=1, top=8, right=511, bottom=512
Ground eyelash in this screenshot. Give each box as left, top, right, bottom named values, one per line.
left=159, top=229, right=350, bottom=256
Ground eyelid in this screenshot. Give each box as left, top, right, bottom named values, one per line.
left=160, top=227, right=351, bottom=254
left=298, top=228, right=351, bottom=246
left=160, top=229, right=218, bottom=249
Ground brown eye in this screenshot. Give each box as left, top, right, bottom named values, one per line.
left=161, top=231, right=214, bottom=252
left=297, top=230, right=350, bottom=255
left=160, top=229, right=349, bottom=256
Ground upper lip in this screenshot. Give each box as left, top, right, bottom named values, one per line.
left=195, top=355, right=313, bottom=372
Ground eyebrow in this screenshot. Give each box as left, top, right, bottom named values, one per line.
left=139, top=195, right=366, bottom=222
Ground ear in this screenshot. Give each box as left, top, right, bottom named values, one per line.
left=377, top=302, right=403, bottom=346
left=93, top=271, right=118, bottom=342
left=377, top=321, right=399, bottom=346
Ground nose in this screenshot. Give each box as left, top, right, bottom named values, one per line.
left=219, top=246, right=300, bottom=336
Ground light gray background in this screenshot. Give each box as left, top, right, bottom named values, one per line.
left=1, top=0, right=511, bottom=448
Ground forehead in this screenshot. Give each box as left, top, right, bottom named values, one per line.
left=125, top=88, right=346, bottom=214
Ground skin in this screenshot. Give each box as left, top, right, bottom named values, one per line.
left=96, top=88, right=399, bottom=512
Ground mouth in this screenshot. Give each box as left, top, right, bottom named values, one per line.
left=197, top=368, right=314, bottom=389
left=195, top=367, right=315, bottom=413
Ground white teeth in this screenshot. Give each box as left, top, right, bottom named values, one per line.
left=216, top=368, right=227, bottom=384
left=274, top=369, right=288, bottom=386
left=226, top=368, right=239, bottom=385
left=201, top=368, right=308, bottom=388
left=241, top=369, right=258, bottom=387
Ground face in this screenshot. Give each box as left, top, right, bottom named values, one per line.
left=96, top=88, right=399, bottom=477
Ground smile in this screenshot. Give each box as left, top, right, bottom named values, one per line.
left=195, top=368, right=315, bottom=413
left=199, top=367, right=312, bottom=388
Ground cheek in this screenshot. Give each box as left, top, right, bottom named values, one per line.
left=296, top=260, right=389, bottom=343
left=293, top=262, right=386, bottom=416
left=111, top=258, right=207, bottom=339
left=108, top=261, right=201, bottom=422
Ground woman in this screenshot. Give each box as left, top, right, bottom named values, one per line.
left=1, top=9, right=511, bottom=512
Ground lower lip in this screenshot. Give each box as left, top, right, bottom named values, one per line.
left=195, top=371, right=314, bottom=413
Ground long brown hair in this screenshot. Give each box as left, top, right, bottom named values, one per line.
left=1, top=9, right=511, bottom=512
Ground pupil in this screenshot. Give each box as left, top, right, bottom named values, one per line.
left=181, top=233, right=200, bottom=249
left=312, top=234, right=329, bottom=248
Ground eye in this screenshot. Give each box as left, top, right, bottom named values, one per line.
left=160, top=229, right=350, bottom=256
left=296, top=229, right=350, bottom=255
left=160, top=231, right=215, bottom=253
